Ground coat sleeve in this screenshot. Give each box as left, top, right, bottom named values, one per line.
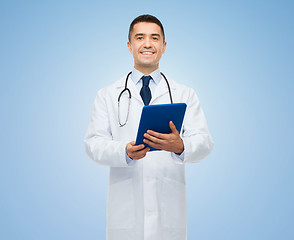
left=181, top=88, right=214, bottom=163
left=84, top=90, right=130, bottom=167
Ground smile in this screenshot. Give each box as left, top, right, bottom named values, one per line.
left=141, top=51, right=154, bottom=55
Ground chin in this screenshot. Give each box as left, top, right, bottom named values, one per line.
left=141, top=62, right=157, bottom=68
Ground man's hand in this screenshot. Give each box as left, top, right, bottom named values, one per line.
left=143, top=121, right=184, bottom=154
left=126, top=141, right=150, bottom=160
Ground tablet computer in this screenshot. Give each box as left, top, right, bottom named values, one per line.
left=135, top=103, right=187, bottom=151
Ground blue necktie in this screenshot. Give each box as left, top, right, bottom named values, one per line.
left=140, top=75, right=152, bottom=105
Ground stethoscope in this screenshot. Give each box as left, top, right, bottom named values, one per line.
left=118, top=71, right=173, bottom=127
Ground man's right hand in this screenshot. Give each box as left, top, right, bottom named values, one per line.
left=126, top=141, right=149, bottom=160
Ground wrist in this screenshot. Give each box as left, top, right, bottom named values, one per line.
left=175, top=140, right=184, bottom=154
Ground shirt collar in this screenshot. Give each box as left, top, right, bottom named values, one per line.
left=131, top=68, right=162, bottom=86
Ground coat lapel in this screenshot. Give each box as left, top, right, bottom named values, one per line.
left=150, top=76, right=176, bottom=104
left=116, top=74, right=144, bottom=105
left=128, top=78, right=144, bottom=104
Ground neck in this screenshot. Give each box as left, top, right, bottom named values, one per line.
left=134, top=65, right=159, bottom=75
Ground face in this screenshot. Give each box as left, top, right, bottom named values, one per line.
left=127, top=22, right=167, bottom=73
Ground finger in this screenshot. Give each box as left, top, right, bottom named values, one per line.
left=144, top=133, right=165, bottom=144
left=137, top=146, right=150, bottom=154
left=126, top=141, right=136, bottom=150
left=131, top=144, right=146, bottom=152
left=134, top=153, right=146, bottom=160
left=143, top=138, right=162, bottom=149
left=169, top=121, right=179, bottom=134
left=132, top=147, right=150, bottom=159
left=141, top=147, right=150, bottom=156
left=146, top=130, right=167, bottom=140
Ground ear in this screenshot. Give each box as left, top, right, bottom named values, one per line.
left=162, top=41, right=167, bottom=54
left=127, top=41, right=133, bottom=54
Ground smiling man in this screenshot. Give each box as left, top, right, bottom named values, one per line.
left=84, top=14, right=213, bottom=240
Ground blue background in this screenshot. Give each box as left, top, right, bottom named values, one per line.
left=1, top=0, right=293, bottom=239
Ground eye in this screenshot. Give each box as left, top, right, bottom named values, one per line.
left=137, top=36, right=143, bottom=40
left=152, top=37, right=159, bottom=40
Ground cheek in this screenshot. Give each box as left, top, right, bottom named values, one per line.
left=128, top=43, right=138, bottom=54
left=133, top=46, right=140, bottom=55
left=157, top=44, right=164, bottom=53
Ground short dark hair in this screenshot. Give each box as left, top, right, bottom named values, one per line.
left=128, top=14, right=165, bottom=42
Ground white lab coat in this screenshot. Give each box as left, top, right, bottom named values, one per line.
left=84, top=74, right=214, bottom=240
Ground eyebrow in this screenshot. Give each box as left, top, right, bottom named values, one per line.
left=134, top=33, right=161, bottom=38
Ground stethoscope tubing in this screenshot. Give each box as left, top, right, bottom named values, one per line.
left=118, top=71, right=173, bottom=103
left=118, top=71, right=173, bottom=127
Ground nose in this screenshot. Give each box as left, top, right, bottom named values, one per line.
left=143, top=37, right=152, bottom=48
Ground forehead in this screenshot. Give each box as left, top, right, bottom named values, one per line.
left=132, top=22, right=163, bottom=36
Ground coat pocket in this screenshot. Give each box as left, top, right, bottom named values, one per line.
left=107, top=178, right=135, bottom=229
left=160, top=177, right=187, bottom=228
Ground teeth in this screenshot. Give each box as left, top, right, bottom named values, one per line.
left=142, top=52, right=153, bottom=55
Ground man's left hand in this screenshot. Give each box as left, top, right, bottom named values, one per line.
left=143, top=121, right=184, bottom=154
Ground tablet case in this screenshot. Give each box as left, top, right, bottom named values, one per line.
left=135, top=103, right=187, bottom=151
